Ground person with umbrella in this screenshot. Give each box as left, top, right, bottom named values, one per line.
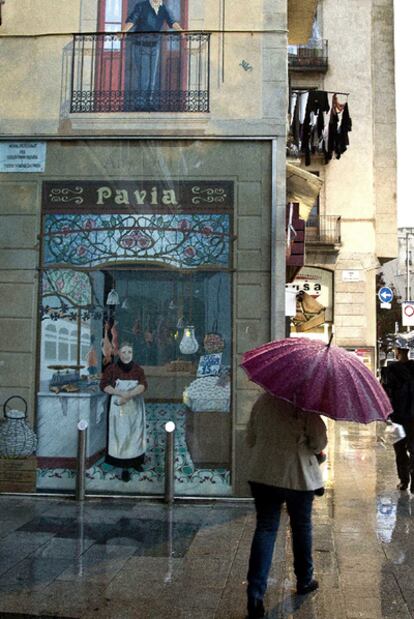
left=241, top=336, right=392, bottom=618
left=245, top=393, right=327, bottom=618
left=381, top=336, right=414, bottom=492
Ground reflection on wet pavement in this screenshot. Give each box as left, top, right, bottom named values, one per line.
left=1, top=422, right=414, bottom=617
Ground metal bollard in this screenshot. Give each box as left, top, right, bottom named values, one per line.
left=76, top=420, right=88, bottom=501
left=164, top=421, right=176, bottom=504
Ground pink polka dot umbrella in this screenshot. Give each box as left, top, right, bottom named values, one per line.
left=241, top=337, right=392, bottom=423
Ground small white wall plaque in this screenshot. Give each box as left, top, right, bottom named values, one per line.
left=0, top=142, right=46, bottom=173
left=342, top=270, right=362, bottom=282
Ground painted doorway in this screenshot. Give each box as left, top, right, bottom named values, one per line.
left=96, top=0, right=189, bottom=111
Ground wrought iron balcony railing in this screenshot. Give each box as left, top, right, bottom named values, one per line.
left=288, top=39, right=328, bottom=72
left=306, top=215, right=341, bottom=245
left=70, top=32, right=210, bottom=113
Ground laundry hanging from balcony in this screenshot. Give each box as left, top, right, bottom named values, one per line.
left=288, top=90, right=352, bottom=166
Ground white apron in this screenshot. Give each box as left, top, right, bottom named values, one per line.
left=108, top=379, right=146, bottom=460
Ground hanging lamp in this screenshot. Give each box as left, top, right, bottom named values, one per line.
left=106, top=288, right=120, bottom=306
left=106, top=273, right=120, bottom=306
left=179, top=275, right=198, bottom=354
left=179, top=325, right=199, bottom=354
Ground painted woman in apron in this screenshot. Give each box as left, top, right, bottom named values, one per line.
left=100, top=342, right=147, bottom=482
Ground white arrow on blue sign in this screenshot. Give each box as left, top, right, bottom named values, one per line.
left=378, top=287, right=394, bottom=303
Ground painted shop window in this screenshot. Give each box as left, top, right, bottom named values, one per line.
left=37, top=180, right=234, bottom=496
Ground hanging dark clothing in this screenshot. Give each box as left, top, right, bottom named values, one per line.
left=325, top=102, right=352, bottom=163
left=301, top=91, right=330, bottom=166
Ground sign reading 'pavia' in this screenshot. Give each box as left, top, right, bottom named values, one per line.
left=42, top=181, right=234, bottom=212
left=0, top=142, right=46, bottom=173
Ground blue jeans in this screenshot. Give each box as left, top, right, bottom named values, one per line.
left=126, top=36, right=161, bottom=109
left=247, top=482, right=315, bottom=601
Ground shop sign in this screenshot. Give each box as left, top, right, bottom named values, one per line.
left=197, top=354, right=222, bottom=377
left=0, top=142, right=46, bottom=173
left=42, top=180, right=234, bottom=212
left=346, top=347, right=375, bottom=371
left=290, top=267, right=333, bottom=321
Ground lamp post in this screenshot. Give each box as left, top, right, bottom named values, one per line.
left=406, top=232, right=412, bottom=333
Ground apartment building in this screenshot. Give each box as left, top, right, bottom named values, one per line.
left=287, top=0, right=397, bottom=371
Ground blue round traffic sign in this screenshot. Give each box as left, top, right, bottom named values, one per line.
left=378, top=287, right=393, bottom=303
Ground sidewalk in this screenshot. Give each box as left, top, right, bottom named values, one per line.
left=0, top=421, right=413, bottom=618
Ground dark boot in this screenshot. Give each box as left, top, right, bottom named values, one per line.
left=121, top=469, right=131, bottom=482
left=247, top=597, right=265, bottom=618
left=296, top=579, right=319, bottom=595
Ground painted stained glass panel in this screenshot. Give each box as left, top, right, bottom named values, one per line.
left=43, top=213, right=230, bottom=268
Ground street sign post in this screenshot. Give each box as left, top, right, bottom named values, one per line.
left=378, top=287, right=394, bottom=304
left=402, top=302, right=414, bottom=327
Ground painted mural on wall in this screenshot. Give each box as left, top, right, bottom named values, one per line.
left=289, top=267, right=334, bottom=336
left=70, top=0, right=210, bottom=114
left=37, top=179, right=234, bottom=495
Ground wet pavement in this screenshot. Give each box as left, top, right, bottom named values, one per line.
left=1, top=421, right=414, bottom=618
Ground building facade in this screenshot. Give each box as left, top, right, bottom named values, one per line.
left=287, top=0, right=397, bottom=370
left=0, top=0, right=313, bottom=496
left=381, top=228, right=414, bottom=306
left=0, top=0, right=397, bottom=497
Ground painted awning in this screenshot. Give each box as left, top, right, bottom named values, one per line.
left=286, top=163, right=323, bottom=221
left=288, top=0, right=318, bottom=44
left=286, top=202, right=304, bottom=283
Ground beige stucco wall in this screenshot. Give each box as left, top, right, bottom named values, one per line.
left=0, top=0, right=288, bottom=138
left=324, top=0, right=396, bottom=348
left=0, top=180, right=40, bottom=423
left=291, top=0, right=397, bottom=351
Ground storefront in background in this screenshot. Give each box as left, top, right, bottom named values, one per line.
left=288, top=266, right=334, bottom=342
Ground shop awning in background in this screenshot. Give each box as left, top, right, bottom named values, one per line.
left=288, top=0, right=318, bottom=44
left=286, top=163, right=323, bottom=221
left=286, top=202, right=304, bottom=283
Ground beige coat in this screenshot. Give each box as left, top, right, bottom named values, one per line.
left=246, top=393, right=327, bottom=491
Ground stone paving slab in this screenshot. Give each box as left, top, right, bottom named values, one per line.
left=2, top=423, right=414, bottom=617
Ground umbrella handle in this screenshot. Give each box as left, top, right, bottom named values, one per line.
left=327, top=332, right=334, bottom=348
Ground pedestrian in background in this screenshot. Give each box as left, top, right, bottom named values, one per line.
left=245, top=392, right=327, bottom=619
left=382, top=337, right=414, bottom=492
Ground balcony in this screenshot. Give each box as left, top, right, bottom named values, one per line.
left=70, top=32, right=210, bottom=113
left=288, top=40, right=328, bottom=73
left=306, top=215, right=341, bottom=249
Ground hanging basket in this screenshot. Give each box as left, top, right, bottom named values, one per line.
left=0, top=396, right=37, bottom=458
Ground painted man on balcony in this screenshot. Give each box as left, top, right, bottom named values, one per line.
left=122, top=0, right=182, bottom=111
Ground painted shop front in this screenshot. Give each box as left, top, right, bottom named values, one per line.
left=23, top=139, right=277, bottom=497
